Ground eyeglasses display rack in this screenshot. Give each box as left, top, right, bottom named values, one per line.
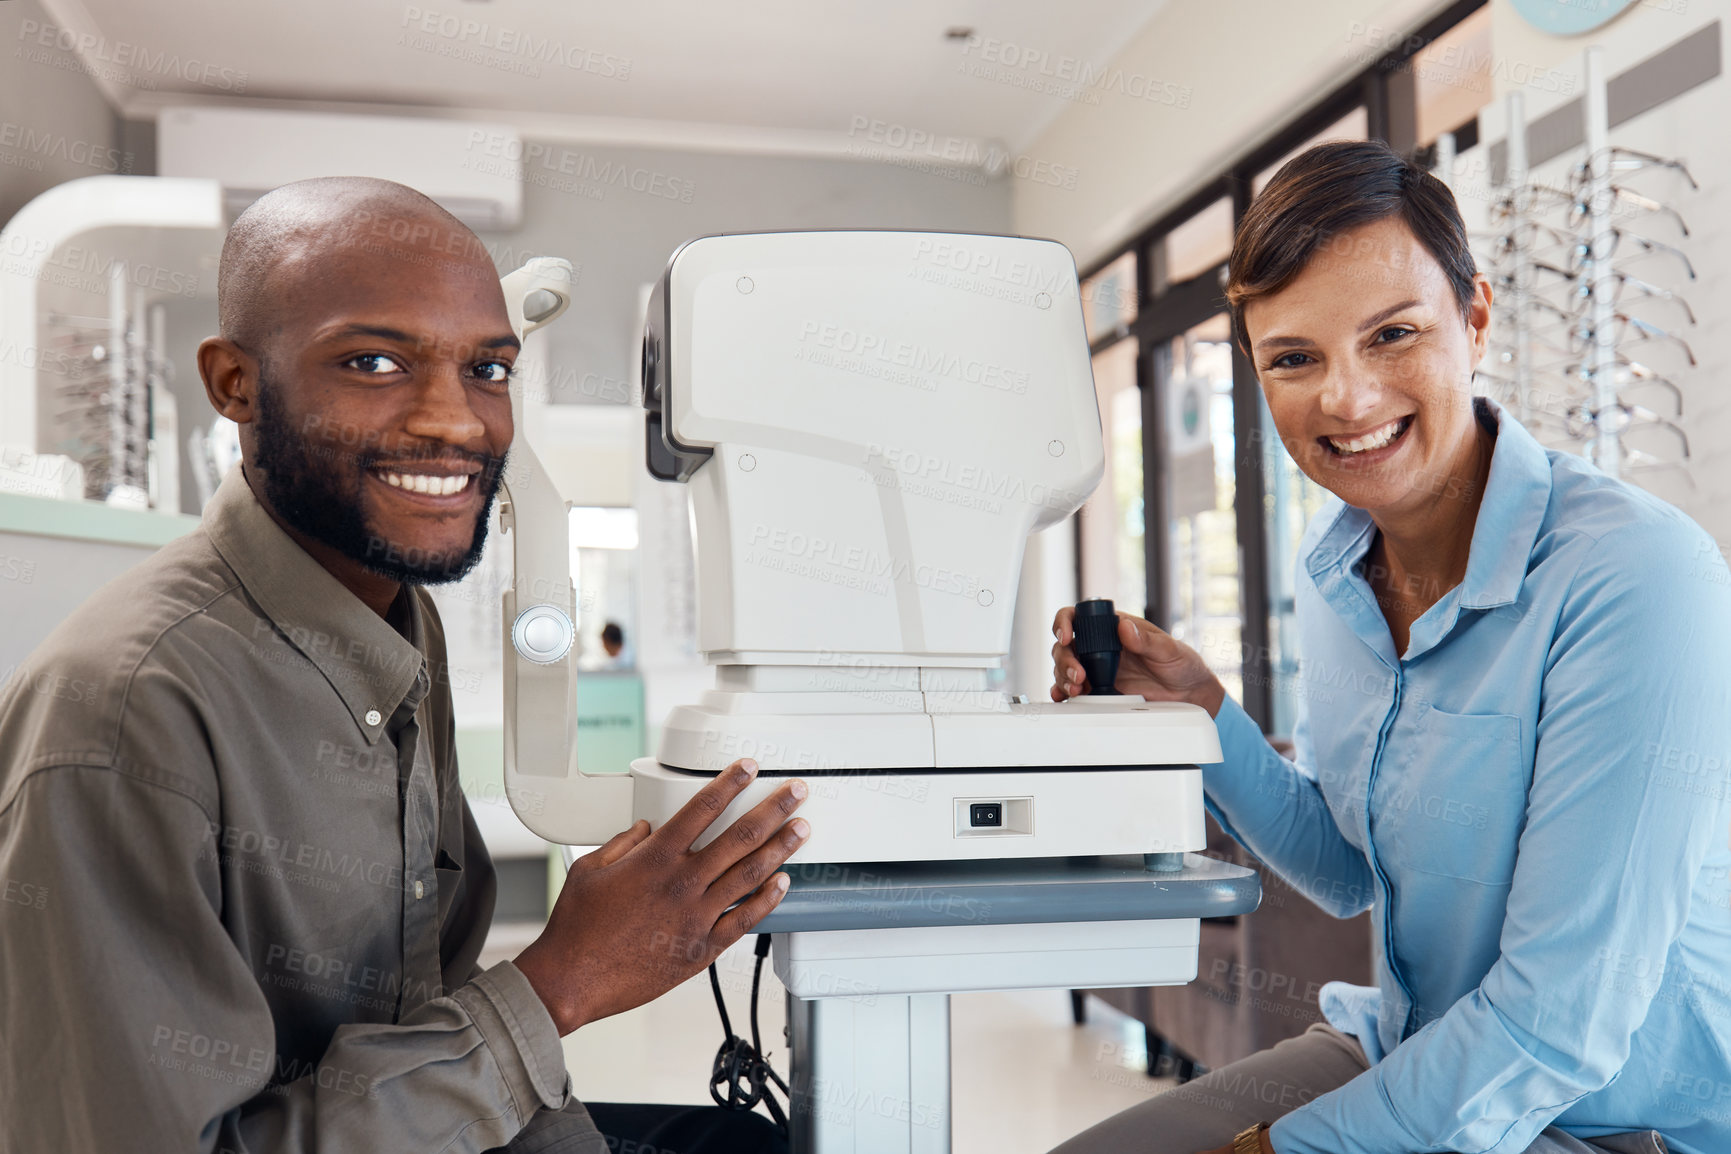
left=1477, top=47, right=1698, bottom=481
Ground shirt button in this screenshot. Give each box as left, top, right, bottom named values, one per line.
left=365, top=709, right=382, bottom=726
left=414, top=880, right=425, bottom=900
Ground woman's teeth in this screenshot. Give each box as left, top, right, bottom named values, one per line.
left=1328, top=417, right=1409, bottom=455
left=377, top=471, right=471, bottom=496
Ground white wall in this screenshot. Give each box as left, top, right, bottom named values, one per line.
left=0, top=0, right=128, bottom=225
left=472, top=141, right=1013, bottom=413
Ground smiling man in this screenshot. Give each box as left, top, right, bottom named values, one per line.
left=0, top=177, right=807, bottom=1154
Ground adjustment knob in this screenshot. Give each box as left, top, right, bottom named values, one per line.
left=512, top=605, right=574, bottom=664
left=1072, top=598, right=1122, bottom=695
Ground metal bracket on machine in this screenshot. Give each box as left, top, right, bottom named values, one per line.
left=498, top=257, right=633, bottom=845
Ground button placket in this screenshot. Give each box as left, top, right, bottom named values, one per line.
left=394, top=687, right=443, bottom=1014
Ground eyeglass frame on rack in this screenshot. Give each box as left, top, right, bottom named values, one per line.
left=1528, top=261, right=1698, bottom=325
left=1525, top=309, right=1698, bottom=367
left=1564, top=228, right=1695, bottom=280
left=1571, top=146, right=1698, bottom=192
left=1563, top=400, right=1690, bottom=455
left=1495, top=181, right=1692, bottom=238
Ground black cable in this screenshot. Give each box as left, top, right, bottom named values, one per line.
left=707, top=935, right=789, bottom=1132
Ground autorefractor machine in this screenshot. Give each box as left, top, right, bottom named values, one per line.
left=495, top=232, right=1260, bottom=1153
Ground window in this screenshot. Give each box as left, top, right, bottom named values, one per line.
left=1081, top=252, right=1138, bottom=344
left=1252, top=106, right=1370, bottom=194
left=1259, top=397, right=1333, bottom=737
left=1079, top=337, right=1145, bottom=614
left=1413, top=5, right=1493, bottom=146
left=1160, top=198, right=1234, bottom=288
left=1159, top=315, right=1242, bottom=705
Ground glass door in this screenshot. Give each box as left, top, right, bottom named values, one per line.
left=1076, top=252, right=1144, bottom=619
left=1156, top=314, right=1243, bottom=706
left=1259, top=400, right=1332, bottom=737
left=1077, top=337, right=1145, bottom=615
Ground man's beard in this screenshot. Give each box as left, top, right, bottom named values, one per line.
left=251, top=372, right=506, bottom=585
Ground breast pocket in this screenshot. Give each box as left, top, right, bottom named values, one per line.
left=435, top=848, right=465, bottom=924
left=1375, top=706, right=1528, bottom=886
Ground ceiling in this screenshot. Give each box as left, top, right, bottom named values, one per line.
left=49, top=0, right=1172, bottom=159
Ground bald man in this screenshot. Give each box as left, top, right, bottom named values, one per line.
left=0, top=178, right=806, bottom=1154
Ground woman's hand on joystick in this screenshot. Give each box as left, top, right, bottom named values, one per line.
left=1049, top=605, right=1227, bottom=718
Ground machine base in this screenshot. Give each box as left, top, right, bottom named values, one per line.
left=629, top=758, right=1205, bottom=865
left=769, top=853, right=1262, bottom=1154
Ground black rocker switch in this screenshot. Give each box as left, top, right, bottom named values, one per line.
left=1071, top=598, right=1122, bottom=694
left=969, top=802, right=1003, bottom=828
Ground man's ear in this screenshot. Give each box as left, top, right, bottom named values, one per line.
left=198, top=337, right=259, bottom=425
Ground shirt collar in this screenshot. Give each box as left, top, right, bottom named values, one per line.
left=1305, top=398, right=1554, bottom=653
left=202, top=466, right=429, bottom=742
left=1455, top=398, right=1553, bottom=610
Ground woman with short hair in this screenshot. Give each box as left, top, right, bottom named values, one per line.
left=1049, top=139, right=1731, bottom=1154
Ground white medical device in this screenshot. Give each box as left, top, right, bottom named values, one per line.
left=499, top=231, right=1218, bottom=867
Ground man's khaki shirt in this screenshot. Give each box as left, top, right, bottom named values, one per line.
left=0, top=468, right=595, bottom=1152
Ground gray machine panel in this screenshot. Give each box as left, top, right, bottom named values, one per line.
left=756, top=852, right=1261, bottom=933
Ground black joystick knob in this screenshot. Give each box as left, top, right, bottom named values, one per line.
left=1072, top=598, right=1122, bottom=695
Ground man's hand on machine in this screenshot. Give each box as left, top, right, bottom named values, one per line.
left=1050, top=604, right=1227, bottom=718
left=514, top=758, right=809, bottom=1035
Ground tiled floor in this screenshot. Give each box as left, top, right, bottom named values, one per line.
left=539, top=936, right=1177, bottom=1154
